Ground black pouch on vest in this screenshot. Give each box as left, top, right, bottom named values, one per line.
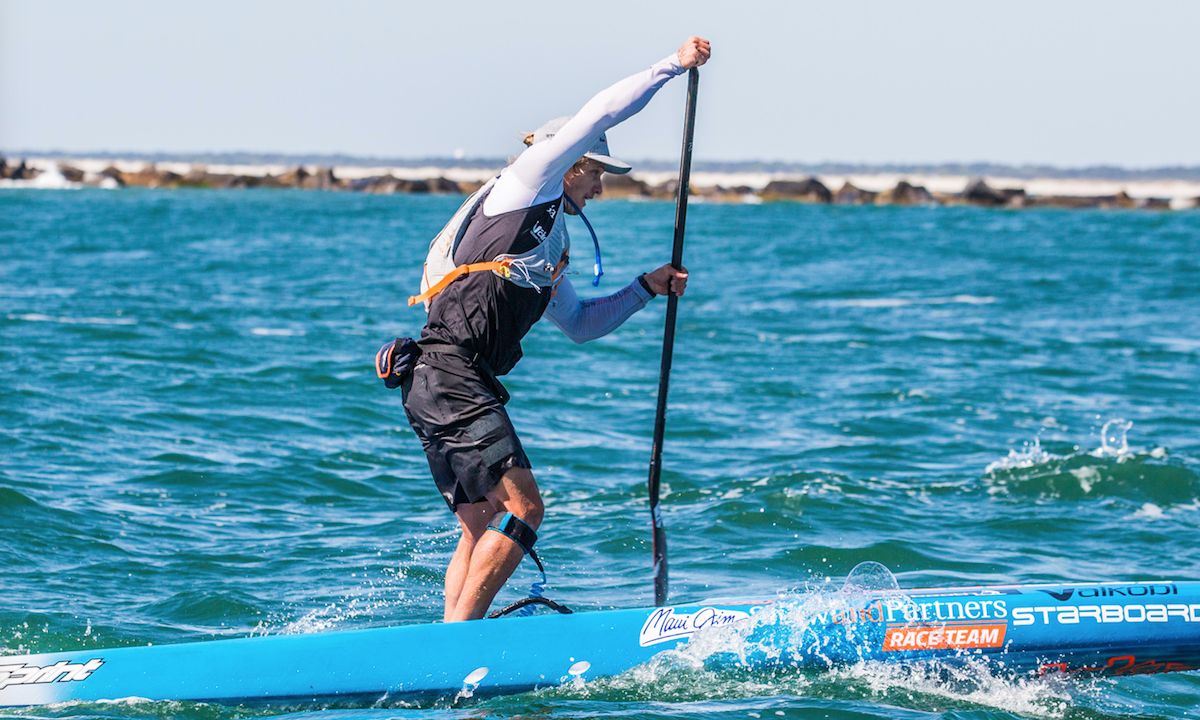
left=375, top=337, right=421, bottom=389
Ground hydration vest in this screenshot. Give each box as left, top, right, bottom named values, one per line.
left=410, top=177, right=502, bottom=311
left=409, top=178, right=603, bottom=312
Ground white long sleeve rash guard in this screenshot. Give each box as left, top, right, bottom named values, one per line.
left=420, top=52, right=683, bottom=374
left=546, top=275, right=653, bottom=343
left=487, top=53, right=682, bottom=343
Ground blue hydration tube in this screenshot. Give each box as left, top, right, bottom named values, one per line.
left=562, top=194, right=603, bottom=286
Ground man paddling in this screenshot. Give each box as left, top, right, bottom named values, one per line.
left=402, top=37, right=710, bottom=622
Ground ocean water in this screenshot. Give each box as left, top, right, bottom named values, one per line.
left=1, top=188, right=1198, bottom=719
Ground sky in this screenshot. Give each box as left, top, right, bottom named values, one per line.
left=2, top=0, right=1198, bottom=167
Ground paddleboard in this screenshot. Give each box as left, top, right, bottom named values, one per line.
left=2, top=581, right=1197, bottom=707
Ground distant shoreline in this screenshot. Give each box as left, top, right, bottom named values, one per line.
left=3, top=154, right=1199, bottom=211
left=7, top=149, right=1200, bottom=182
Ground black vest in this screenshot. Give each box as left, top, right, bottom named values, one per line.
left=418, top=192, right=561, bottom=377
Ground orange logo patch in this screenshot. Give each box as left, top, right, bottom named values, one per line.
left=883, top=623, right=1007, bottom=651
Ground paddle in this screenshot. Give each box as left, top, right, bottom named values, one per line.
left=647, top=67, right=699, bottom=607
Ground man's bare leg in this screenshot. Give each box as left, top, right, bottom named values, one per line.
left=446, top=466, right=543, bottom=622
left=444, top=500, right=496, bottom=622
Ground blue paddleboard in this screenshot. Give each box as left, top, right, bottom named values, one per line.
left=2, top=581, right=1197, bottom=706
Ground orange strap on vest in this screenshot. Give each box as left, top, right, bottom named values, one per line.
left=408, top=259, right=513, bottom=307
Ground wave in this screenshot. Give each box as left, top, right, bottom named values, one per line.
left=140, top=590, right=266, bottom=627
left=0, top=486, right=38, bottom=510
left=0, top=167, right=83, bottom=190
left=820, top=295, right=997, bottom=309
left=5, top=312, right=138, bottom=326
left=983, top=420, right=1198, bottom=505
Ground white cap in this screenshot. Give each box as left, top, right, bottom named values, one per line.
left=529, top=116, right=633, bottom=175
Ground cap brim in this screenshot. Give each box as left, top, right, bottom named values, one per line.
left=584, top=152, right=632, bottom=175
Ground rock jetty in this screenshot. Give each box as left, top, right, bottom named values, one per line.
left=2, top=156, right=1194, bottom=211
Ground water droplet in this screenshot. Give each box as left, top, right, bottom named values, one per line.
left=1099, top=418, right=1133, bottom=458
left=843, top=561, right=899, bottom=592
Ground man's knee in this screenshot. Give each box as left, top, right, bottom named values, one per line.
left=495, top=466, right=544, bottom=529
left=517, top=496, right=544, bottom=529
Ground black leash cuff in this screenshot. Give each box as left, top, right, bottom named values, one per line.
left=488, top=512, right=545, bottom=575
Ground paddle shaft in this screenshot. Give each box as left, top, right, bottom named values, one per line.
left=648, top=67, right=699, bottom=607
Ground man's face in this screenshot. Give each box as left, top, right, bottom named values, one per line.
left=563, top=161, right=604, bottom=214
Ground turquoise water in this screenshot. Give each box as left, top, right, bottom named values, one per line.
left=2, top=189, right=1198, bottom=719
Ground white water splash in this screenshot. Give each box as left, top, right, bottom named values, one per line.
left=0, top=166, right=82, bottom=190
left=7, top=312, right=137, bottom=326
left=986, top=417, right=1145, bottom=478
left=843, top=561, right=899, bottom=593
left=1092, top=418, right=1134, bottom=461
left=984, top=437, right=1055, bottom=475
left=1132, top=502, right=1166, bottom=520
left=249, top=565, right=409, bottom=637
left=544, top=576, right=1084, bottom=716
left=828, top=657, right=1076, bottom=718
left=1068, top=466, right=1100, bottom=494
left=560, top=659, right=592, bottom=690
left=823, top=295, right=997, bottom=309
left=455, top=666, right=489, bottom=702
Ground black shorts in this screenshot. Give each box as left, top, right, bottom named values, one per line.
left=401, top=359, right=530, bottom=511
